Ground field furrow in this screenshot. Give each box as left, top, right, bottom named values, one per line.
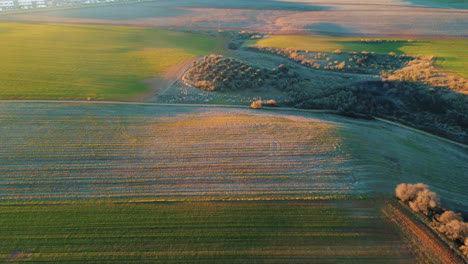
left=0, top=103, right=466, bottom=209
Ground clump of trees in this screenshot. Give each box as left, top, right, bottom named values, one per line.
left=395, top=183, right=468, bottom=258
left=395, top=183, right=440, bottom=215
left=285, top=78, right=468, bottom=143
left=225, top=31, right=263, bottom=50
left=382, top=56, right=468, bottom=93
left=185, top=51, right=468, bottom=143
left=185, top=54, right=301, bottom=92
left=248, top=46, right=468, bottom=143
left=434, top=211, right=468, bottom=243
left=249, top=46, right=412, bottom=74
left=250, top=100, right=263, bottom=109
left=250, top=99, right=276, bottom=109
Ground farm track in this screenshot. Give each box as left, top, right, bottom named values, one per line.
left=383, top=200, right=467, bottom=264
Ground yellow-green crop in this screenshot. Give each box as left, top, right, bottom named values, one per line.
left=0, top=23, right=223, bottom=100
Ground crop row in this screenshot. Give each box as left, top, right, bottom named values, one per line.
left=0, top=199, right=415, bottom=263
left=0, top=104, right=358, bottom=200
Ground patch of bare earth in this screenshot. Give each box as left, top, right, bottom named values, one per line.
left=131, top=58, right=197, bottom=102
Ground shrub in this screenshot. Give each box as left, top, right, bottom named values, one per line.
left=461, top=238, right=468, bottom=257
left=251, top=100, right=263, bottom=109
left=395, top=183, right=440, bottom=215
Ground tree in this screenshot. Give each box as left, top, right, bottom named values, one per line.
left=250, top=100, right=263, bottom=109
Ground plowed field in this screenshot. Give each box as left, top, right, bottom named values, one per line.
left=0, top=103, right=466, bottom=208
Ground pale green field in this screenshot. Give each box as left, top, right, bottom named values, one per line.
left=254, top=36, right=468, bottom=77
left=0, top=23, right=223, bottom=100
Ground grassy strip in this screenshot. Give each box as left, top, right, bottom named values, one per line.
left=0, top=199, right=413, bottom=263
left=0, top=23, right=223, bottom=100
left=253, top=36, right=467, bottom=77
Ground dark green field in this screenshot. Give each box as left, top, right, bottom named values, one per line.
left=0, top=199, right=415, bottom=263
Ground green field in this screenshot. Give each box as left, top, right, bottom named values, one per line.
left=0, top=103, right=467, bottom=262
left=0, top=199, right=415, bottom=263
left=0, top=23, right=223, bottom=100
left=254, top=36, right=468, bottom=77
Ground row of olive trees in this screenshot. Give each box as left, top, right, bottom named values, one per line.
left=249, top=46, right=412, bottom=75
left=395, top=183, right=468, bottom=258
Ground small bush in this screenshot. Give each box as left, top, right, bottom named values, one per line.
left=251, top=100, right=263, bottom=109
left=461, top=238, right=468, bottom=257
